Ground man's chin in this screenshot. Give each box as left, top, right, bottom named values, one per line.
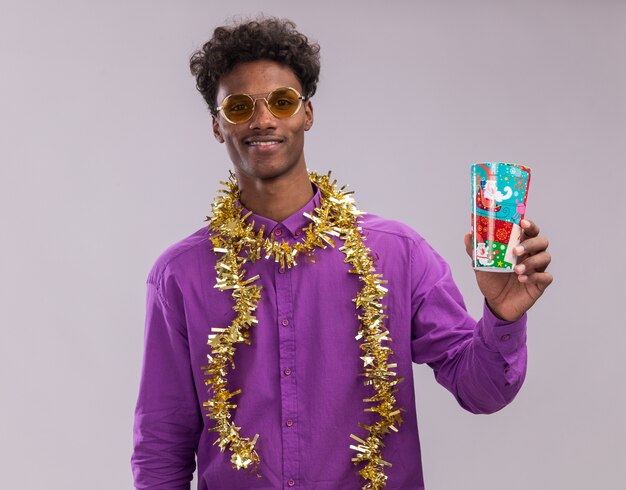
left=238, top=161, right=301, bottom=183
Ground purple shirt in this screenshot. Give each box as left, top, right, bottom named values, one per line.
left=131, top=187, right=527, bottom=489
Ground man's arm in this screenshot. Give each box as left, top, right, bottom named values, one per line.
left=410, top=237, right=528, bottom=413
left=131, top=269, right=203, bottom=490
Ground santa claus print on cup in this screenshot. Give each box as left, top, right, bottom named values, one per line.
left=471, top=162, right=531, bottom=271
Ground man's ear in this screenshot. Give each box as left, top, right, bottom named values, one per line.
left=212, top=115, right=225, bottom=143
left=304, top=101, right=314, bottom=131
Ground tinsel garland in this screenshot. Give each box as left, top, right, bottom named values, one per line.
left=201, top=171, right=403, bottom=489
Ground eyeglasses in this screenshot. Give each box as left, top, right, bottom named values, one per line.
left=215, top=86, right=306, bottom=124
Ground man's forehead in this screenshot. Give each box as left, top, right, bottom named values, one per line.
left=216, top=60, right=302, bottom=98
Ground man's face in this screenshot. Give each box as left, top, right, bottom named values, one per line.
left=212, top=60, right=314, bottom=183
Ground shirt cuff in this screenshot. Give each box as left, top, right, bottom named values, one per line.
left=477, top=300, right=527, bottom=357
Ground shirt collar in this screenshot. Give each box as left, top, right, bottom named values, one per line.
left=242, top=183, right=321, bottom=240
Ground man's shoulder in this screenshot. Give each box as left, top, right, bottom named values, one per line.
left=360, top=213, right=425, bottom=246
left=147, top=226, right=211, bottom=284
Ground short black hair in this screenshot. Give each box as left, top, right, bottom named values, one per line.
left=189, top=17, right=321, bottom=114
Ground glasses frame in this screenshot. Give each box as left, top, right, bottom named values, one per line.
left=215, top=86, right=306, bottom=125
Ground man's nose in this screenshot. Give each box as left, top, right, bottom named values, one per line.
left=249, top=99, right=276, bottom=129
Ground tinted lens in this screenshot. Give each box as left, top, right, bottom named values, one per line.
left=267, top=88, right=302, bottom=118
left=221, top=94, right=254, bottom=123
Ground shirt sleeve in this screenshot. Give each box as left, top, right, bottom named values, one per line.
left=410, top=237, right=527, bottom=414
left=131, top=265, right=203, bottom=489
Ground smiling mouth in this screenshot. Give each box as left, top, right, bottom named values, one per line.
left=247, top=140, right=282, bottom=146
left=244, top=136, right=285, bottom=147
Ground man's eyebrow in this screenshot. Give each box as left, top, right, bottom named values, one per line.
left=220, top=90, right=257, bottom=97
left=224, top=88, right=288, bottom=98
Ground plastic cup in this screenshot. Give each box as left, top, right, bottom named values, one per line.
left=471, top=162, right=531, bottom=272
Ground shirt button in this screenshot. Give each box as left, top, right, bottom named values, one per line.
left=274, top=229, right=282, bottom=237
left=284, top=368, right=292, bottom=376
left=287, top=479, right=295, bottom=487
left=278, top=266, right=286, bottom=274
left=295, top=229, right=302, bottom=237
left=500, top=334, right=511, bottom=341
left=282, top=319, right=289, bottom=327
left=286, top=419, right=294, bottom=427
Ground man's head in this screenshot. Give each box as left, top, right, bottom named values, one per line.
left=190, top=18, right=320, bottom=117
left=189, top=18, right=320, bottom=183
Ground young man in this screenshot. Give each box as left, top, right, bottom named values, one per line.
left=131, top=18, right=552, bottom=490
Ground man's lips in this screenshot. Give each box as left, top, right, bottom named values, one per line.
left=244, top=136, right=285, bottom=149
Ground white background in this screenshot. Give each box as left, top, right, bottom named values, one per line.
left=1, top=1, right=624, bottom=488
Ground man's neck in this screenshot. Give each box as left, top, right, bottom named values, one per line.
left=236, top=165, right=314, bottom=223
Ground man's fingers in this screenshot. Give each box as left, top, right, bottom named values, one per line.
left=520, top=218, right=540, bottom=238
left=514, top=251, right=552, bottom=275
left=514, top=235, right=549, bottom=257
left=516, top=270, right=554, bottom=289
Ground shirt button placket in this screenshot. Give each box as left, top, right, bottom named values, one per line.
left=275, top=236, right=298, bottom=486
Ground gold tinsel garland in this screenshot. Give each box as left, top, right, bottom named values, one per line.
left=201, top=171, right=403, bottom=489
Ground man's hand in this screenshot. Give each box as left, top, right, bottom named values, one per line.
left=464, top=219, right=553, bottom=322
